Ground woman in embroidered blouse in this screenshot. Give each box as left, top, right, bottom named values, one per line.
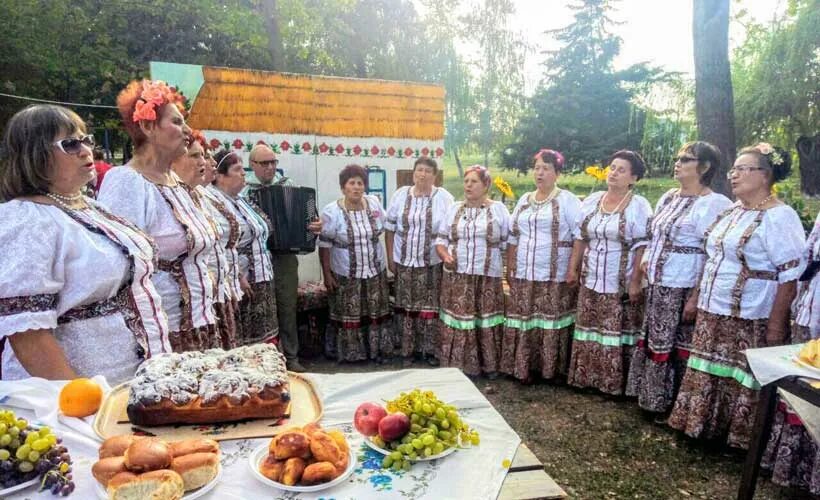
left=210, top=150, right=278, bottom=346
left=626, top=142, right=732, bottom=414
left=385, top=157, right=454, bottom=366
left=435, top=165, right=511, bottom=378
left=566, top=150, right=653, bottom=395
left=668, top=143, right=806, bottom=448
left=499, top=149, right=582, bottom=383
left=319, top=164, right=393, bottom=362
left=0, top=104, right=171, bottom=382
left=98, top=79, right=220, bottom=353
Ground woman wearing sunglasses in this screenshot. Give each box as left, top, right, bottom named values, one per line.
left=98, top=80, right=220, bottom=353
left=0, top=105, right=171, bottom=382
left=668, top=143, right=805, bottom=449
left=626, top=142, right=731, bottom=416
left=435, top=165, right=511, bottom=378
left=566, top=150, right=653, bottom=395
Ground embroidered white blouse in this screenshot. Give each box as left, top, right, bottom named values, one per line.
left=385, top=186, right=455, bottom=267
left=574, top=191, right=652, bottom=294
left=226, top=195, right=274, bottom=284
left=319, top=195, right=387, bottom=279
left=434, top=200, right=511, bottom=278
left=203, top=185, right=244, bottom=301
left=794, top=212, right=820, bottom=333
left=509, top=190, right=583, bottom=282
left=698, top=204, right=806, bottom=319
left=98, top=166, right=217, bottom=331
left=196, top=185, right=239, bottom=303
left=643, top=190, right=733, bottom=288
left=0, top=199, right=171, bottom=382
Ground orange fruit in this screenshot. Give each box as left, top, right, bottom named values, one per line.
left=59, top=378, right=103, bottom=417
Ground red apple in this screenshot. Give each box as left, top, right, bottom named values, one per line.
left=378, top=413, right=411, bottom=442
left=354, top=402, right=388, bottom=436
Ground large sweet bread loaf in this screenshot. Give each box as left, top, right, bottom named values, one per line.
left=127, top=344, right=290, bottom=426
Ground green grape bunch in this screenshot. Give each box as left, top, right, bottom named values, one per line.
left=374, top=389, right=480, bottom=471
left=0, top=409, right=75, bottom=496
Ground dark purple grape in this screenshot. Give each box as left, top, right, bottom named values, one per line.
left=65, top=466, right=72, bottom=473
left=56, top=437, right=62, bottom=444
left=60, top=453, right=70, bottom=462
left=51, top=483, right=60, bottom=495
left=6, top=477, right=19, bottom=487
left=0, top=460, right=13, bottom=471
left=65, top=473, right=72, bottom=480
left=68, top=482, right=75, bottom=493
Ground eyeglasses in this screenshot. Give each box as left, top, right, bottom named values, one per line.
left=674, top=155, right=699, bottom=164
left=53, top=134, right=95, bottom=155
left=727, top=165, right=767, bottom=178
left=253, top=159, right=279, bottom=167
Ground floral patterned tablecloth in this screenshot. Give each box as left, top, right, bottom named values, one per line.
left=0, top=368, right=520, bottom=500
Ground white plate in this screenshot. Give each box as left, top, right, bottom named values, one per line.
left=249, top=444, right=356, bottom=493
left=364, top=437, right=457, bottom=461
left=792, top=355, right=820, bottom=376
left=94, top=465, right=222, bottom=499
left=0, top=477, right=39, bottom=496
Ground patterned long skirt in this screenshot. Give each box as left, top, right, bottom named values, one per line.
left=169, top=324, right=219, bottom=353
left=667, top=310, right=767, bottom=448
left=394, top=263, right=442, bottom=359
left=626, top=285, right=694, bottom=412
left=236, top=280, right=279, bottom=346
left=439, top=270, right=504, bottom=376
left=567, top=285, right=644, bottom=395
left=500, top=279, right=576, bottom=381
left=213, top=300, right=238, bottom=350
left=761, top=324, right=820, bottom=494
left=326, top=271, right=394, bottom=362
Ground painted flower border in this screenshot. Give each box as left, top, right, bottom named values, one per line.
left=209, top=138, right=444, bottom=159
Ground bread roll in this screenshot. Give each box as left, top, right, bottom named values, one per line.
left=271, top=430, right=311, bottom=460
left=302, top=422, right=321, bottom=437
left=301, top=461, right=339, bottom=485
left=281, top=457, right=306, bottom=486
left=170, top=452, right=219, bottom=491
left=309, top=431, right=345, bottom=471
left=124, top=438, right=172, bottom=472
left=169, top=438, right=219, bottom=458
left=92, top=456, right=128, bottom=487
left=107, top=469, right=184, bottom=500
left=258, top=455, right=285, bottom=482
left=326, top=430, right=349, bottom=455
left=99, top=435, right=142, bottom=459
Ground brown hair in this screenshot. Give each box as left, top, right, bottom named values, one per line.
left=339, top=164, right=368, bottom=190
left=213, top=150, right=242, bottom=175
left=413, top=156, right=438, bottom=173
left=606, top=149, right=646, bottom=181
left=738, top=144, right=792, bottom=186
left=679, top=141, right=721, bottom=186
left=1, top=104, right=86, bottom=200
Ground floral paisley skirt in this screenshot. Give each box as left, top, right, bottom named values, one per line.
left=394, top=263, right=442, bottom=359
left=326, top=271, right=394, bottom=362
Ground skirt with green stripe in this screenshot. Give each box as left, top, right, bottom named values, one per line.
left=567, top=285, right=644, bottom=395
left=439, top=270, right=504, bottom=376
left=668, top=310, right=767, bottom=448
left=500, top=279, right=576, bottom=381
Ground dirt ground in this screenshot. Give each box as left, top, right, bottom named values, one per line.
left=302, top=357, right=814, bottom=500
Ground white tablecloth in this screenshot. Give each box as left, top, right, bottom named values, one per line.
left=0, top=368, right=520, bottom=500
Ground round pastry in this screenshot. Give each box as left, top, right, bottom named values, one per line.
left=301, top=461, right=339, bottom=485
left=302, top=422, right=321, bottom=437
left=326, top=430, right=349, bottom=456
left=99, top=435, right=142, bottom=459
left=258, top=455, right=285, bottom=483
left=124, top=438, right=173, bottom=472
left=309, top=431, right=345, bottom=470
left=281, top=457, right=306, bottom=486
left=107, top=469, right=185, bottom=500
left=169, top=438, right=220, bottom=458
left=170, top=452, right=219, bottom=491
left=92, top=456, right=129, bottom=487
left=270, top=430, right=311, bottom=460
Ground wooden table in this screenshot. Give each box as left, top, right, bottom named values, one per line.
left=499, top=443, right=567, bottom=499
left=738, top=376, right=820, bottom=499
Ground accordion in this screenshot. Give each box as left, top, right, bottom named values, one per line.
left=252, top=184, right=318, bottom=254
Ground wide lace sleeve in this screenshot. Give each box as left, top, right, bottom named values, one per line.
left=693, top=193, right=733, bottom=237
left=384, top=187, right=407, bottom=232
left=764, top=206, right=807, bottom=283
left=434, top=203, right=459, bottom=248
left=493, top=201, right=512, bottom=250
left=0, top=202, right=64, bottom=337
left=318, top=202, right=339, bottom=249
left=628, top=195, right=653, bottom=251
left=97, top=166, right=151, bottom=230
left=507, top=195, right=528, bottom=247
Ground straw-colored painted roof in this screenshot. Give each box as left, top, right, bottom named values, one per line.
left=187, top=66, right=445, bottom=140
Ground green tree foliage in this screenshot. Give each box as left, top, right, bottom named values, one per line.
left=732, top=0, right=819, bottom=149
left=502, top=0, right=661, bottom=173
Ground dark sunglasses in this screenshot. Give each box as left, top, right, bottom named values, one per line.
left=254, top=159, right=279, bottom=167
left=53, top=134, right=95, bottom=155
left=674, top=155, right=699, bottom=164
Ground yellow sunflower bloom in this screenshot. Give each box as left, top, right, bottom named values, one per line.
left=493, top=176, right=514, bottom=198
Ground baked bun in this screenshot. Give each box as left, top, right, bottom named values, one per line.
left=309, top=431, right=345, bottom=470
left=281, top=457, right=306, bottom=486
left=100, top=435, right=142, bottom=459
left=302, top=422, right=321, bottom=437
left=169, top=438, right=219, bottom=458
left=107, top=469, right=184, bottom=500
left=326, top=430, right=349, bottom=454
left=258, top=455, right=285, bottom=482
left=271, top=430, right=311, bottom=460
left=301, top=461, right=339, bottom=485
left=92, top=456, right=128, bottom=487
left=170, top=452, right=219, bottom=491
left=124, top=438, right=173, bottom=472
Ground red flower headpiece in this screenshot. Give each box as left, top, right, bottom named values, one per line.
left=132, top=80, right=187, bottom=123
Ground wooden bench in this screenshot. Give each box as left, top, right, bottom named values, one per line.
left=498, top=443, right=567, bottom=499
